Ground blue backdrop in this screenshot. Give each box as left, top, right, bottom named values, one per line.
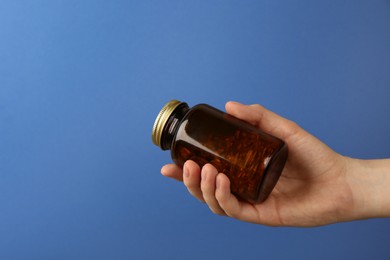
left=1, top=1, right=389, bottom=259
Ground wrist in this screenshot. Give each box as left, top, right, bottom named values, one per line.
left=346, top=158, right=390, bottom=220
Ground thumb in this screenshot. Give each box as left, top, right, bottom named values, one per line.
left=225, top=101, right=300, bottom=142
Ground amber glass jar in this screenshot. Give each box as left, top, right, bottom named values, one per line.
left=152, top=100, right=288, bottom=203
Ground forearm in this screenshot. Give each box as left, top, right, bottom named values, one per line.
left=347, top=158, right=390, bottom=220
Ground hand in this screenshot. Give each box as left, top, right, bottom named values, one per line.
left=161, top=102, right=390, bottom=227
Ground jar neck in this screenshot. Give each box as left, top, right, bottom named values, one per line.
left=161, top=102, right=190, bottom=150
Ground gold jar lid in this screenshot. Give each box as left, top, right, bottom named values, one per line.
left=152, top=100, right=183, bottom=149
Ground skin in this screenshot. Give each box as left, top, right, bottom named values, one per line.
left=161, top=102, right=390, bottom=227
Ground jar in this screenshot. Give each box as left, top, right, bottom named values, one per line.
left=152, top=100, right=288, bottom=203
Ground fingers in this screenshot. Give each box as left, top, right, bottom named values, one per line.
left=200, top=164, right=226, bottom=215
left=200, top=166, right=255, bottom=221
left=225, top=101, right=301, bottom=142
left=162, top=161, right=255, bottom=220
left=215, top=173, right=251, bottom=221
left=215, top=174, right=240, bottom=215
left=182, top=160, right=205, bottom=202
left=161, top=164, right=183, bottom=181
left=182, top=162, right=248, bottom=219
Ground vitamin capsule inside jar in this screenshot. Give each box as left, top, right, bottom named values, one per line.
left=152, top=100, right=288, bottom=203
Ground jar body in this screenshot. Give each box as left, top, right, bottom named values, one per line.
left=170, top=104, right=287, bottom=203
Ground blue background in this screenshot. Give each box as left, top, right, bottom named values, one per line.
left=1, top=1, right=390, bottom=259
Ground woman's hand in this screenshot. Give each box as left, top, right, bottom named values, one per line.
left=161, top=102, right=390, bottom=227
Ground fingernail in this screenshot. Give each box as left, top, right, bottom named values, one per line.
left=216, top=174, right=220, bottom=189
left=201, top=167, right=207, bottom=180
left=183, top=164, right=189, bottom=178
